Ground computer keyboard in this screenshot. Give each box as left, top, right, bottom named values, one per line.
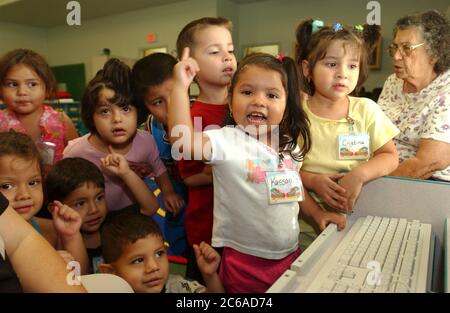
left=306, top=215, right=432, bottom=293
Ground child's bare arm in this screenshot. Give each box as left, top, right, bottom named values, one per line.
left=62, top=112, right=79, bottom=143
left=340, top=140, right=399, bottom=212
left=154, top=171, right=184, bottom=216
left=183, top=165, right=213, bottom=187
left=168, top=47, right=211, bottom=161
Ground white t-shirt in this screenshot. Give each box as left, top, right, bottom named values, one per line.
left=378, top=70, right=450, bottom=181
left=205, top=126, right=301, bottom=260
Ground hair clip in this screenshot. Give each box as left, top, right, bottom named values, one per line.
left=354, top=24, right=364, bottom=33
left=275, top=52, right=285, bottom=62
left=312, top=20, right=324, bottom=33
left=332, top=22, right=343, bottom=32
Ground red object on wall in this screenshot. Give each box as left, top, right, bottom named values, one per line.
left=147, top=34, right=156, bottom=43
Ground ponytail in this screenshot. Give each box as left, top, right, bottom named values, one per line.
left=295, top=19, right=314, bottom=65
left=295, top=19, right=320, bottom=95
left=279, top=55, right=311, bottom=161
left=362, top=24, right=381, bottom=55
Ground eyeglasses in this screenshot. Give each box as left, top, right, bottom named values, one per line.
left=387, top=42, right=425, bottom=57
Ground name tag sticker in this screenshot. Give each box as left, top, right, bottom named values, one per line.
left=338, top=133, right=370, bottom=160
left=265, top=170, right=304, bottom=204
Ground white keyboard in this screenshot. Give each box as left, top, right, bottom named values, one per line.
left=306, top=216, right=432, bottom=293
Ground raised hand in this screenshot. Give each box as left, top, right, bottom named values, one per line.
left=51, top=200, right=82, bottom=239
left=100, top=145, right=131, bottom=178
left=173, top=47, right=200, bottom=89
left=193, top=241, right=221, bottom=276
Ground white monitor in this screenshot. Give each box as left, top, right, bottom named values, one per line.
left=445, top=218, right=449, bottom=293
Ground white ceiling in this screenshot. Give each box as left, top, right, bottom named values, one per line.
left=0, top=0, right=267, bottom=28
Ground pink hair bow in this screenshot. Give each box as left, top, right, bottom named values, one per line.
left=276, top=52, right=285, bottom=62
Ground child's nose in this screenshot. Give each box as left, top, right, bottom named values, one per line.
left=336, top=66, right=348, bottom=79
left=16, top=185, right=31, bottom=200
left=224, top=51, right=233, bottom=62
left=87, top=201, right=99, bottom=214
left=253, top=92, right=266, bottom=106
left=145, top=258, right=159, bottom=273
left=17, top=84, right=27, bottom=95
left=112, top=110, right=122, bottom=122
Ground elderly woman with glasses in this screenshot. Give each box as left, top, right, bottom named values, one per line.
left=378, top=10, right=450, bottom=181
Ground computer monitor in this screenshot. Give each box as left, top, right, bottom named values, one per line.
left=445, top=218, right=449, bottom=293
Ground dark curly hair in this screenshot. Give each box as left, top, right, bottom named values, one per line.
left=394, top=10, right=450, bottom=75
left=45, top=157, right=104, bottom=203
left=81, top=58, right=144, bottom=135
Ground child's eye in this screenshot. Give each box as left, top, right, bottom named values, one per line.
left=98, top=107, right=110, bottom=115
left=267, top=93, right=279, bottom=99
left=326, top=62, right=337, bottom=68
left=96, top=194, right=105, bottom=202
left=29, top=179, right=41, bottom=187
left=152, top=99, right=163, bottom=107
left=209, top=50, right=219, bottom=55
left=73, top=200, right=86, bottom=209
left=27, top=82, right=39, bottom=88
left=350, top=64, right=359, bottom=69
left=122, top=105, right=132, bottom=113
left=6, top=82, right=17, bottom=88
left=0, top=183, right=13, bottom=190
left=156, top=250, right=166, bottom=258
left=131, top=257, right=144, bottom=264
left=241, top=90, right=252, bottom=96
left=228, top=49, right=234, bottom=54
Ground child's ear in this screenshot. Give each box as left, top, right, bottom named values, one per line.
left=98, top=263, right=115, bottom=274
left=301, top=60, right=310, bottom=79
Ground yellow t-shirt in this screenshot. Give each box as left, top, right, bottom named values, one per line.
left=302, top=96, right=399, bottom=175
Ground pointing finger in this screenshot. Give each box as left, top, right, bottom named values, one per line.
left=108, top=145, right=116, bottom=155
